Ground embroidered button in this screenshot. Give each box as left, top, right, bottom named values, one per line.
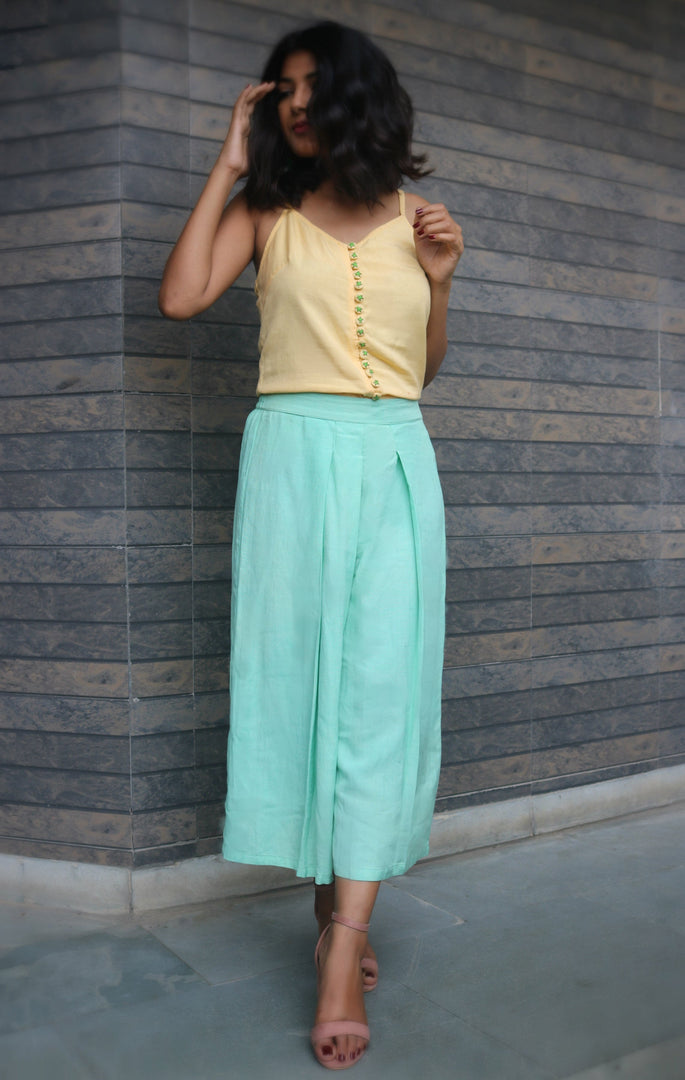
left=347, top=246, right=381, bottom=399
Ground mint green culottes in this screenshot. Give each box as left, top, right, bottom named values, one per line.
left=222, top=393, right=445, bottom=884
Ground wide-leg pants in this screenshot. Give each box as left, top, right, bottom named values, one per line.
left=222, top=393, right=446, bottom=884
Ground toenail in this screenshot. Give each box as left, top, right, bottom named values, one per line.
left=338, top=1054, right=345, bottom=1062
left=322, top=1045, right=333, bottom=1055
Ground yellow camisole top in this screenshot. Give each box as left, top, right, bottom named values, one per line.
left=254, top=190, right=431, bottom=400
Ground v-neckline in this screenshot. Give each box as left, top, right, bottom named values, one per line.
left=290, top=204, right=407, bottom=249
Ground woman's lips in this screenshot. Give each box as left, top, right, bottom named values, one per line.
left=292, top=121, right=311, bottom=135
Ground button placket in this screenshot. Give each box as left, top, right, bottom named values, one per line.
left=348, top=241, right=380, bottom=400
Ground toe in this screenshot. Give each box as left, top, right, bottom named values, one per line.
left=337, top=1034, right=352, bottom=1063
left=314, top=1036, right=338, bottom=1066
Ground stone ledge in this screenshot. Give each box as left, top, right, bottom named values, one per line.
left=1, top=762, right=684, bottom=915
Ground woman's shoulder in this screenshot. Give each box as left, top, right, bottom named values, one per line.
left=401, top=189, right=429, bottom=223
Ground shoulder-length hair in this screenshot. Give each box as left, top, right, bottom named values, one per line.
left=243, top=20, right=430, bottom=209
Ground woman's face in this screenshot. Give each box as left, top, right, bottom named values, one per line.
left=277, top=50, right=319, bottom=158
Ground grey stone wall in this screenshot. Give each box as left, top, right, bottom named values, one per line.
left=0, top=0, right=683, bottom=867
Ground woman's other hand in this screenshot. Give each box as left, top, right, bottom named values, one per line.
left=412, top=203, right=464, bottom=285
left=219, top=81, right=276, bottom=177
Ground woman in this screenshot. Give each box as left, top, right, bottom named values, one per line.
left=159, top=20, right=463, bottom=1071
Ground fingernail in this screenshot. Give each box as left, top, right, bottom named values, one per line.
left=416, top=207, right=424, bottom=215
left=429, top=234, right=436, bottom=239
left=418, top=229, right=425, bottom=236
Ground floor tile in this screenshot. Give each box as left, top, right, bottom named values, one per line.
left=382, top=892, right=685, bottom=1077
left=0, top=924, right=205, bottom=1036
left=392, top=805, right=685, bottom=928
left=558, top=1034, right=685, bottom=1080
left=55, top=961, right=555, bottom=1080
left=0, top=1024, right=98, bottom=1080
left=0, top=903, right=129, bottom=951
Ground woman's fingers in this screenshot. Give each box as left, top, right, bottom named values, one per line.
left=238, top=81, right=276, bottom=113
left=413, top=204, right=464, bottom=251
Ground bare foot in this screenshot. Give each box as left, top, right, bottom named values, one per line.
left=314, top=883, right=378, bottom=990
left=313, top=920, right=369, bottom=1067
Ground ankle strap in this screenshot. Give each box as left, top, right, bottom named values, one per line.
left=332, top=912, right=370, bottom=933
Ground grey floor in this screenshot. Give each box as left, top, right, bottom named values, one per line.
left=1, top=804, right=685, bottom=1080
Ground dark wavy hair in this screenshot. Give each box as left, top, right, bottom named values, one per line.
left=243, top=21, right=430, bottom=209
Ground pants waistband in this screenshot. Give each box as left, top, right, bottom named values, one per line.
left=256, top=393, right=422, bottom=425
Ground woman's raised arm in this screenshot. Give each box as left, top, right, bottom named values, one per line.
left=158, top=80, right=275, bottom=321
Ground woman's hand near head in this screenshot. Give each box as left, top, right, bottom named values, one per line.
left=412, top=202, right=464, bottom=285
left=158, top=81, right=274, bottom=321
left=219, top=81, right=276, bottom=177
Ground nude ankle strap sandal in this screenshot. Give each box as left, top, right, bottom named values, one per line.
left=331, top=912, right=370, bottom=932
left=330, top=913, right=378, bottom=991
left=311, top=911, right=371, bottom=1070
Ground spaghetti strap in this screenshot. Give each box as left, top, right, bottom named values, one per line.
left=398, top=189, right=405, bottom=215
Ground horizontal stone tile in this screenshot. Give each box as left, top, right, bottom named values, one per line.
left=0, top=763, right=130, bottom=811
left=0, top=50, right=118, bottom=101
left=0, top=583, right=125, bottom=626
left=132, top=806, right=196, bottom=847
left=0, top=692, right=128, bottom=735
left=0, top=164, right=120, bottom=214
left=445, top=628, right=531, bottom=666
left=130, top=659, right=193, bottom=698
left=1, top=88, right=119, bottom=139
left=0, top=619, right=127, bottom=661
left=128, top=621, right=192, bottom=661
left=0, top=546, right=125, bottom=585
left=0, top=204, right=120, bottom=250
left=131, top=733, right=194, bottom=774
left=0, top=657, right=127, bottom=697
left=120, top=15, right=188, bottom=60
